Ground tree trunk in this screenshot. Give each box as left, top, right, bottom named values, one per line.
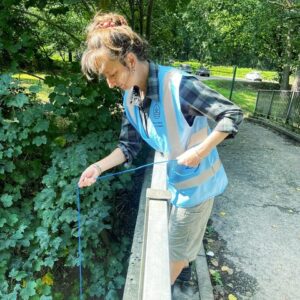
left=280, top=24, right=292, bottom=90
left=145, top=0, right=154, bottom=40
left=280, top=65, right=290, bottom=90
left=292, top=55, right=300, bottom=91
left=292, top=69, right=300, bottom=91
left=68, top=50, right=72, bottom=62
left=128, top=0, right=135, bottom=29
left=138, top=0, right=144, bottom=35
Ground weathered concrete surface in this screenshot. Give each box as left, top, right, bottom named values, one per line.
left=212, top=119, right=300, bottom=300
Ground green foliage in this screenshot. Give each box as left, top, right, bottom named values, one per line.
left=210, top=269, right=223, bottom=286
left=0, top=72, right=132, bottom=299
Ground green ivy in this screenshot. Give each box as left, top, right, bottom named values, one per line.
left=0, top=73, right=134, bottom=299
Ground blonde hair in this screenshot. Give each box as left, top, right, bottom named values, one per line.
left=81, top=12, right=148, bottom=79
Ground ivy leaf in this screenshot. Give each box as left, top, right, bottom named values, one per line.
left=32, top=136, right=47, bottom=146
left=4, top=148, right=14, bottom=158
left=44, top=256, right=55, bottom=268
left=42, top=272, right=54, bottom=286
left=7, top=93, right=29, bottom=108
left=0, top=74, right=12, bottom=95
left=0, top=217, right=7, bottom=227
left=114, top=275, right=125, bottom=289
left=29, top=85, right=41, bottom=93
left=19, top=128, right=29, bottom=140
left=105, top=289, right=118, bottom=300
left=54, top=136, right=67, bottom=148
left=9, top=269, right=27, bottom=281
left=5, top=161, right=15, bottom=173
left=55, top=84, right=67, bottom=94
left=54, top=95, right=69, bottom=105
left=71, top=86, right=81, bottom=96
left=40, top=296, right=52, bottom=300
left=36, top=227, right=50, bottom=249
left=7, top=213, right=18, bottom=226
left=50, top=237, right=62, bottom=250
left=32, top=120, right=49, bottom=133
left=33, top=260, right=43, bottom=272
left=20, top=280, right=37, bottom=300
left=59, top=208, right=77, bottom=224
left=1, top=194, right=13, bottom=207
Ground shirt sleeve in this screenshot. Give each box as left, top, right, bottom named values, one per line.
left=180, top=76, right=244, bottom=138
left=117, top=112, right=143, bottom=165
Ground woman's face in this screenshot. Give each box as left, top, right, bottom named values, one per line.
left=100, top=54, right=136, bottom=90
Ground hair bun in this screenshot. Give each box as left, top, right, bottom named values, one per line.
left=89, top=13, right=128, bottom=31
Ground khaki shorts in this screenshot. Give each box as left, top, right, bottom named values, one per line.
left=168, top=198, right=214, bottom=262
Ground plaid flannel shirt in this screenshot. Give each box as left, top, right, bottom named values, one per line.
left=118, top=62, right=243, bottom=164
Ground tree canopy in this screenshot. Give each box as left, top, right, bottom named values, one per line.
left=1, top=0, right=299, bottom=87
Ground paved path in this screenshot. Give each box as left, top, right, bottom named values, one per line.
left=212, top=119, right=300, bottom=299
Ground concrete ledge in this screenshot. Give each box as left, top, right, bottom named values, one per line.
left=247, top=116, right=300, bottom=143
left=123, top=155, right=153, bottom=300
left=146, top=188, right=172, bottom=200
left=195, top=244, right=214, bottom=300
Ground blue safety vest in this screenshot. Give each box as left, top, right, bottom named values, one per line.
left=123, top=65, right=228, bottom=207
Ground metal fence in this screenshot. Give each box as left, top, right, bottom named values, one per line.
left=254, top=90, right=300, bottom=130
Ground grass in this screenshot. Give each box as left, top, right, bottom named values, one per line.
left=210, top=65, right=277, bottom=81
left=12, top=73, right=53, bottom=102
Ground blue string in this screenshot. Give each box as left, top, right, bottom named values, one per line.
left=76, top=186, right=83, bottom=300
left=76, top=159, right=175, bottom=299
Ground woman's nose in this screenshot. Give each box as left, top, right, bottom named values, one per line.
left=106, top=77, right=115, bottom=88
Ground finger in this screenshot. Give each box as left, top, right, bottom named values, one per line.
left=78, top=181, right=85, bottom=188
left=79, top=171, right=88, bottom=183
left=177, top=157, right=184, bottom=165
left=83, top=177, right=96, bottom=186
left=78, top=179, right=84, bottom=188
left=78, top=177, right=89, bottom=188
left=78, top=173, right=88, bottom=185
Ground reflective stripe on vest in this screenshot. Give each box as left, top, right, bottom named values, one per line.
left=173, top=159, right=222, bottom=190
left=162, top=70, right=185, bottom=157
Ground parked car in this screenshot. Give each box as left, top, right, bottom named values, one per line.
left=245, top=71, right=262, bottom=81
left=179, top=64, right=193, bottom=74
left=196, top=67, right=210, bottom=77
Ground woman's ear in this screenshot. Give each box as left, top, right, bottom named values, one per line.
left=125, top=52, right=137, bottom=70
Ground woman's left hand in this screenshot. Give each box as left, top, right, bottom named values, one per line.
left=176, top=146, right=209, bottom=167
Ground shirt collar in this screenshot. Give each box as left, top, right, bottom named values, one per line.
left=146, top=61, right=159, bottom=101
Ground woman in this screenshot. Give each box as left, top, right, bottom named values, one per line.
left=78, top=12, right=243, bottom=292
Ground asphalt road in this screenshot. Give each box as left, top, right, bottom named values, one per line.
left=212, top=119, right=300, bottom=299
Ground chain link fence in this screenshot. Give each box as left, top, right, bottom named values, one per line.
left=254, top=90, right=300, bottom=130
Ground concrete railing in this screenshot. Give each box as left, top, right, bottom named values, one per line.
left=123, top=151, right=172, bottom=300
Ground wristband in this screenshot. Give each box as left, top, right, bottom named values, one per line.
left=92, top=163, right=102, bottom=176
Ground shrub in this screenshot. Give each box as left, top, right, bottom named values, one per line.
left=0, top=73, right=133, bottom=299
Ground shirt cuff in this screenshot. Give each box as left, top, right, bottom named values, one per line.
left=214, top=117, right=240, bottom=138
left=117, top=144, right=132, bottom=168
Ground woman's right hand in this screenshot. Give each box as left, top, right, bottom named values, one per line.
left=78, top=164, right=101, bottom=188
